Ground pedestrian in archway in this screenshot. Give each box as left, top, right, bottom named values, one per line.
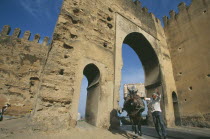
left=0, top=104, right=11, bottom=121
left=145, top=89, right=167, bottom=139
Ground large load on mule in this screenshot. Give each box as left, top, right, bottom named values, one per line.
left=123, top=84, right=146, bottom=112
left=123, top=83, right=146, bottom=99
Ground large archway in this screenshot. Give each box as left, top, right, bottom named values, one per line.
left=80, top=63, right=101, bottom=126
left=123, top=32, right=161, bottom=88
left=121, top=32, right=162, bottom=125
left=119, top=43, right=146, bottom=117
left=115, top=13, right=177, bottom=127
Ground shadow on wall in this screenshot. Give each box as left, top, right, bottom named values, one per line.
left=123, top=32, right=161, bottom=88
left=109, top=109, right=120, bottom=129
left=172, top=92, right=181, bottom=126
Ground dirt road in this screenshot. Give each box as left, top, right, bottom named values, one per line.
left=0, top=117, right=129, bottom=139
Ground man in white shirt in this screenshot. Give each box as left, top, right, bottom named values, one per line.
left=145, top=89, right=167, bottom=139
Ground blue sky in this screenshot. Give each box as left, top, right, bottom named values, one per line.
left=0, top=0, right=191, bottom=38
left=0, top=0, right=63, bottom=40
left=140, top=0, right=191, bottom=24
left=0, top=0, right=192, bottom=117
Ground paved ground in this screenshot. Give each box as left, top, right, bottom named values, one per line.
left=120, top=125, right=210, bottom=139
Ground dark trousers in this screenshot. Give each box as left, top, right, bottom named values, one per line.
left=0, top=113, right=3, bottom=121
left=152, top=111, right=167, bottom=137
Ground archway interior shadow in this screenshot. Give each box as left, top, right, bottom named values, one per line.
left=172, top=92, right=181, bottom=126
left=119, top=43, right=145, bottom=113
left=119, top=32, right=163, bottom=127
left=123, top=32, right=161, bottom=88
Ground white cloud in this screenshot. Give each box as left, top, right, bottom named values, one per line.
left=19, top=1, right=39, bottom=18
left=19, top=0, right=54, bottom=21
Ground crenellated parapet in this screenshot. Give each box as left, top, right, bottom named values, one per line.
left=164, top=0, right=210, bottom=128
left=163, top=0, right=210, bottom=27
left=133, top=0, right=141, bottom=7
left=117, top=0, right=162, bottom=27
left=114, top=0, right=163, bottom=39
left=0, top=26, right=51, bottom=117
left=134, top=0, right=161, bottom=24
left=0, top=25, right=50, bottom=46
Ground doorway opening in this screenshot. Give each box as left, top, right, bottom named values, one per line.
left=119, top=44, right=146, bottom=117
left=123, top=32, right=160, bottom=87
left=78, top=64, right=100, bottom=126
left=78, top=76, right=88, bottom=121
left=119, top=32, right=161, bottom=125
left=172, top=92, right=181, bottom=126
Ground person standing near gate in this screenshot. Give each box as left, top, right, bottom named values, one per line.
left=144, top=89, right=167, bottom=139
left=0, top=104, right=11, bottom=121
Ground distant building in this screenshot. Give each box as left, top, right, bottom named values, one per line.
left=123, top=83, right=146, bottom=98
left=77, top=113, right=81, bottom=121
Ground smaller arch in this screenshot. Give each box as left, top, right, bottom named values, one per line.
left=81, top=63, right=101, bottom=125
left=172, top=92, right=181, bottom=126
left=172, top=92, right=178, bottom=102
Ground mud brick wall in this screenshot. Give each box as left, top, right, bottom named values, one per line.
left=164, top=0, right=210, bottom=127
left=0, top=25, right=49, bottom=116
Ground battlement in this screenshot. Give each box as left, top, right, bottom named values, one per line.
left=134, top=0, right=161, bottom=25
left=0, top=25, right=50, bottom=46
left=120, top=0, right=162, bottom=25
left=163, top=0, right=209, bottom=27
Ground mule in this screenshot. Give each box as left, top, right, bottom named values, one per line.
left=121, top=88, right=145, bottom=136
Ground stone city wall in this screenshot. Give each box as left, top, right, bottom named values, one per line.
left=30, top=0, right=175, bottom=130
left=0, top=0, right=209, bottom=130
left=164, top=0, right=210, bottom=127
left=0, top=25, right=50, bottom=116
